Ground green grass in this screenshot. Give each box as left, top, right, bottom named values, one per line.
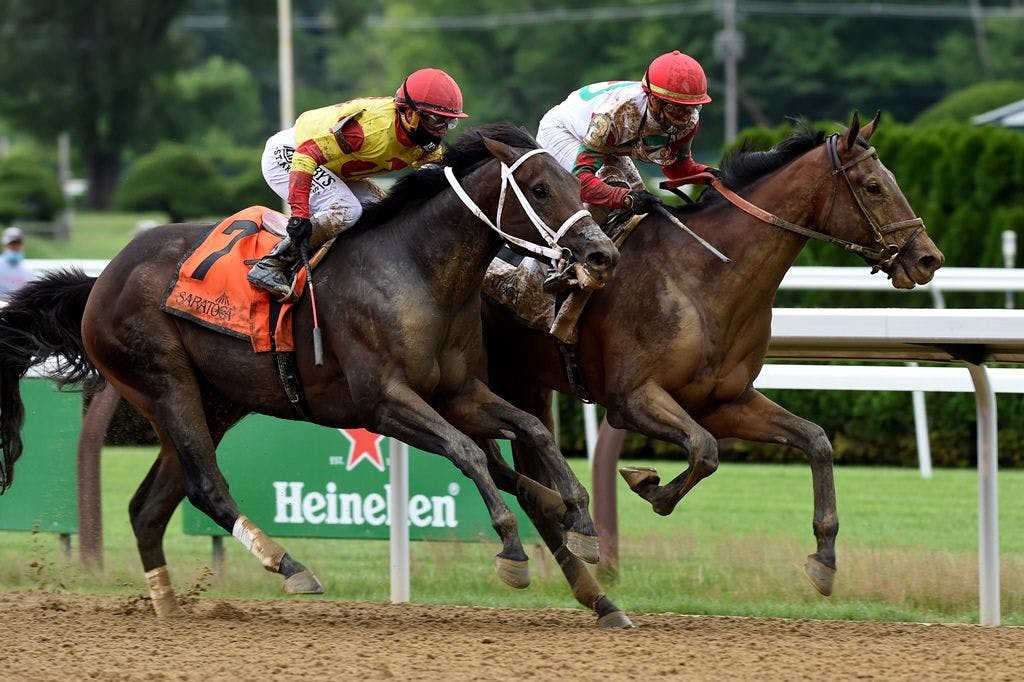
left=24, top=211, right=169, bottom=259
left=2, top=448, right=1022, bottom=625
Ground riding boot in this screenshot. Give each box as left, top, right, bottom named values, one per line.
left=247, top=236, right=302, bottom=301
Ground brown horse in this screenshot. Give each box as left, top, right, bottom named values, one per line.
left=0, top=123, right=618, bottom=617
left=481, top=114, right=944, bottom=621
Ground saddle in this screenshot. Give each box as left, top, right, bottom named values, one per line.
left=162, top=206, right=323, bottom=353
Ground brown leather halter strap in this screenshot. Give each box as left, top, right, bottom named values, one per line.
left=669, top=134, right=926, bottom=274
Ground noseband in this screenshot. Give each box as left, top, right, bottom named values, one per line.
left=444, top=148, right=592, bottom=268
left=709, top=134, right=925, bottom=275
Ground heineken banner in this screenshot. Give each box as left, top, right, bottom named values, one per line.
left=183, top=414, right=538, bottom=542
left=0, top=380, right=80, bottom=533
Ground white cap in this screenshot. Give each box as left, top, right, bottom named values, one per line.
left=2, top=227, right=24, bottom=246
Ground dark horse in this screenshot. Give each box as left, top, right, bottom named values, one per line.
left=481, top=114, right=945, bottom=621
left=0, top=123, right=619, bottom=618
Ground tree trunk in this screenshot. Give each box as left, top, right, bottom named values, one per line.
left=86, top=152, right=121, bottom=210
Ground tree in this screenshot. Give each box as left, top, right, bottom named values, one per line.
left=0, top=1, right=190, bottom=208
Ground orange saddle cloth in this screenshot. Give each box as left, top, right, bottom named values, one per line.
left=162, top=206, right=308, bottom=352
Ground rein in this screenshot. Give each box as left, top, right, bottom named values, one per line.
left=671, top=134, right=926, bottom=275
left=444, top=148, right=591, bottom=268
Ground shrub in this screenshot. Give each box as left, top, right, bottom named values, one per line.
left=228, top=167, right=281, bottom=211
left=914, top=81, right=1024, bottom=125
left=115, top=144, right=226, bottom=222
left=0, top=154, right=64, bottom=223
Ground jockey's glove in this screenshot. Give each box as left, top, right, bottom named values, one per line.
left=623, top=189, right=662, bottom=215
left=286, top=217, right=313, bottom=243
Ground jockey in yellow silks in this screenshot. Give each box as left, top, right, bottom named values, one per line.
left=248, top=68, right=469, bottom=300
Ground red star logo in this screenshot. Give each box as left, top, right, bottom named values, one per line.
left=341, top=428, right=386, bottom=472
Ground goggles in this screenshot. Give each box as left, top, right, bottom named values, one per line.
left=657, top=99, right=700, bottom=125
left=419, top=110, right=460, bottom=133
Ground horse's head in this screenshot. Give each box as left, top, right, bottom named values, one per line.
left=819, top=112, right=944, bottom=289
left=479, top=136, right=618, bottom=290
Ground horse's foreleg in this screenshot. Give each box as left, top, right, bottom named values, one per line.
left=701, top=389, right=838, bottom=596
left=439, top=378, right=599, bottom=564
left=476, top=439, right=632, bottom=628
left=374, top=383, right=530, bottom=588
left=607, top=381, right=719, bottom=516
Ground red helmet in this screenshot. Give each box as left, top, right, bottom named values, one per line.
left=394, top=68, right=469, bottom=119
left=641, top=51, right=712, bottom=105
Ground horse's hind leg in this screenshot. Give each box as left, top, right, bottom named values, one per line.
left=439, top=378, right=600, bottom=564
left=607, top=381, right=719, bottom=516
left=129, top=447, right=188, bottom=618
left=129, top=396, right=323, bottom=617
left=701, top=389, right=838, bottom=596
left=371, top=383, right=530, bottom=588
left=479, top=439, right=633, bottom=628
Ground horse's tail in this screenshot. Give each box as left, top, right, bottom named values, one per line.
left=0, top=268, right=98, bottom=493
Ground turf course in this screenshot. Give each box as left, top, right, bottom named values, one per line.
left=1, top=447, right=1020, bottom=625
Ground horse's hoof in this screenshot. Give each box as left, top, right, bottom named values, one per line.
left=283, top=570, right=325, bottom=595
left=152, top=596, right=186, bottom=619
left=804, top=555, right=835, bottom=596
left=597, top=611, right=634, bottom=629
left=496, top=557, right=531, bottom=589
left=565, top=531, right=600, bottom=565
left=619, top=466, right=659, bottom=491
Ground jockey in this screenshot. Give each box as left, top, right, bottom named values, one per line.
left=536, top=50, right=714, bottom=218
left=248, top=67, right=469, bottom=300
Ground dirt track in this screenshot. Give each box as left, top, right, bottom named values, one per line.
left=3, top=592, right=1022, bottom=680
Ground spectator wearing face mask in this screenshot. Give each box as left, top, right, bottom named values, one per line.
left=0, top=227, right=36, bottom=300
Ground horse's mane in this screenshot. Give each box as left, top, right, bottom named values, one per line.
left=351, top=123, right=539, bottom=233
left=685, top=122, right=826, bottom=211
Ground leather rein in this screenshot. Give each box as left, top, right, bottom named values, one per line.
left=668, top=134, right=926, bottom=276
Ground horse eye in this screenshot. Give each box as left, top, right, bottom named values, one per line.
left=865, top=180, right=883, bottom=195
left=531, top=184, right=549, bottom=199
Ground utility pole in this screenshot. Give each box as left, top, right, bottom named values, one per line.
left=715, top=0, right=742, bottom=145
left=278, top=0, right=295, bottom=130
left=278, top=0, right=294, bottom=214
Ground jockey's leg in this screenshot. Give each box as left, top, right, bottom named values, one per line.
left=246, top=236, right=304, bottom=300
left=248, top=165, right=360, bottom=301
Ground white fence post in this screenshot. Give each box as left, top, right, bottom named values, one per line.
left=389, top=438, right=410, bottom=603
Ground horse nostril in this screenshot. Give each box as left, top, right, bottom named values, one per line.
left=587, top=251, right=611, bottom=271
left=919, top=254, right=942, bottom=273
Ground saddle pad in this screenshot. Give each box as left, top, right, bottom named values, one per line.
left=162, top=205, right=308, bottom=352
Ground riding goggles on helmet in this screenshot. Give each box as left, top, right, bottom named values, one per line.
left=419, top=110, right=460, bottom=132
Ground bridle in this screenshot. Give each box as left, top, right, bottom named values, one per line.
left=444, top=147, right=591, bottom=269
left=698, top=134, right=926, bottom=275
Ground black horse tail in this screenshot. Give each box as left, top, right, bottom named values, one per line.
left=0, top=268, right=98, bottom=493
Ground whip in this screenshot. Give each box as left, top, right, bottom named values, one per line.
left=299, top=244, right=324, bottom=366
left=654, top=204, right=731, bottom=263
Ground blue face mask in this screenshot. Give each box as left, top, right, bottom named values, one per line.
left=3, top=250, right=24, bottom=265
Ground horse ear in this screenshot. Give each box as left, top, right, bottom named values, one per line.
left=481, top=136, right=520, bottom=165
left=860, top=110, right=882, bottom=141
left=844, top=111, right=861, bottom=149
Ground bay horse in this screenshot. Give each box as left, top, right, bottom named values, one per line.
left=0, top=123, right=618, bottom=618
left=481, top=113, right=944, bottom=622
